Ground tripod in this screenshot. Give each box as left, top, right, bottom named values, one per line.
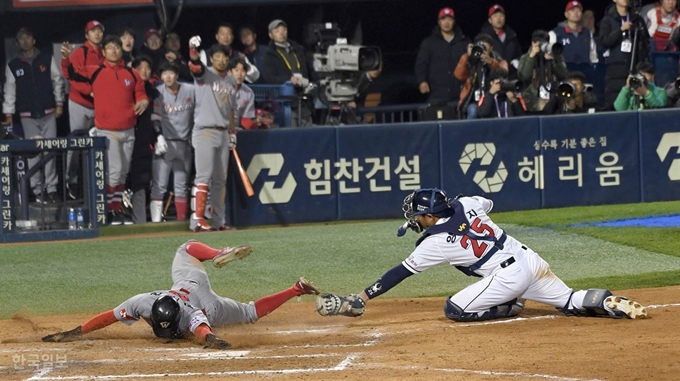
left=323, top=101, right=360, bottom=125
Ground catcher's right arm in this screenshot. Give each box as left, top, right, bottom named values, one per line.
left=316, top=293, right=365, bottom=317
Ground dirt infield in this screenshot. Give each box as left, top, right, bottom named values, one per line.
left=1, top=286, right=678, bottom=381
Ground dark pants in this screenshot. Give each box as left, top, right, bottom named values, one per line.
left=604, top=62, right=629, bottom=111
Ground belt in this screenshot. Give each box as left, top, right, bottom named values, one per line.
left=500, top=257, right=515, bottom=268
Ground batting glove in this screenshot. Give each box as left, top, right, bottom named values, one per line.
left=204, top=333, right=231, bottom=350
left=229, top=133, right=237, bottom=149
left=88, top=127, right=97, bottom=137
left=189, top=35, right=202, bottom=49
left=155, top=135, right=168, bottom=156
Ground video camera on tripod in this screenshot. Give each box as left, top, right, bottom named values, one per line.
left=311, top=23, right=382, bottom=103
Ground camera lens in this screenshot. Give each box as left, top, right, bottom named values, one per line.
left=358, top=47, right=381, bottom=71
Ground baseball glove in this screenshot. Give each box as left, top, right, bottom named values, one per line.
left=316, top=293, right=365, bottom=317
left=42, top=326, right=82, bottom=342
left=204, top=333, right=231, bottom=350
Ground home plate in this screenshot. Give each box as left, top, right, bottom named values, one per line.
left=180, top=350, right=250, bottom=359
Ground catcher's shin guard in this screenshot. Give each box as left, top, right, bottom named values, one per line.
left=191, top=184, right=211, bottom=231
left=175, top=196, right=188, bottom=221
left=150, top=200, right=163, bottom=222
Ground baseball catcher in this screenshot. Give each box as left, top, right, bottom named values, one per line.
left=317, top=188, right=648, bottom=322
left=42, top=240, right=320, bottom=349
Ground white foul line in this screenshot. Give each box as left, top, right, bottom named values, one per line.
left=425, top=366, right=604, bottom=381
left=24, top=354, right=358, bottom=380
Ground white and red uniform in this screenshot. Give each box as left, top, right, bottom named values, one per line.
left=647, top=5, right=680, bottom=51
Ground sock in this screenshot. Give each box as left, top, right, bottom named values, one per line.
left=81, top=310, right=118, bottom=334
left=254, top=287, right=298, bottom=318
left=107, top=185, right=116, bottom=212
left=175, top=196, right=188, bottom=221
left=185, top=241, right=220, bottom=261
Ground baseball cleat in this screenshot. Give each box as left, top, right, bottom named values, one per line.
left=192, top=218, right=212, bottom=232
left=605, top=296, right=648, bottom=319
left=212, top=244, right=253, bottom=268
left=293, top=276, right=320, bottom=296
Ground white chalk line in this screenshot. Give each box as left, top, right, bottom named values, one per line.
left=13, top=304, right=680, bottom=380
left=413, top=365, right=604, bottom=381
left=24, top=354, right=358, bottom=380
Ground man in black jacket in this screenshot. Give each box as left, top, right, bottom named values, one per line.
left=414, top=7, right=470, bottom=106
left=599, top=0, right=650, bottom=110
left=479, top=4, right=523, bottom=79
left=261, top=19, right=313, bottom=126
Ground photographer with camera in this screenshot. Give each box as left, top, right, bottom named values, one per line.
left=543, top=71, right=599, bottom=114
left=454, top=34, right=509, bottom=119
left=614, top=61, right=667, bottom=110
left=518, top=30, right=569, bottom=113
left=478, top=68, right=525, bottom=118
left=599, top=0, right=650, bottom=110
left=663, top=75, right=680, bottom=106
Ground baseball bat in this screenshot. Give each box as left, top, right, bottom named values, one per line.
left=229, top=109, right=255, bottom=197
left=163, top=192, right=174, bottom=218
left=232, top=148, right=255, bottom=197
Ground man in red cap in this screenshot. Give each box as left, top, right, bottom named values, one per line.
left=553, top=1, right=602, bottom=105
left=415, top=6, right=470, bottom=106
left=478, top=4, right=522, bottom=78
left=139, top=28, right=166, bottom=75
left=60, top=20, right=105, bottom=199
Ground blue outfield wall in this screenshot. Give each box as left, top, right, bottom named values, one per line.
left=227, top=109, right=680, bottom=227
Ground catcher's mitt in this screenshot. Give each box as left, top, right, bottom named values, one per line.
left=316, top=293, right=365, bottom=317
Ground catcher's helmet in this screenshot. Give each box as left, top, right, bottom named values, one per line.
left=150, top=295, right=182, bottom=339
left=398, top=188, right=453, bottom=236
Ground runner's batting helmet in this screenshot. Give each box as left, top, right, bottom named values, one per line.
left=150, top=295, right=182, bottom=339
left=398, top=188, right=453, bottom=236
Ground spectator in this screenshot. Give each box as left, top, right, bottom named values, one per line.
left=127, top=56, right=164, bottom=224
left=188, top=40, right=238, bottom=231
left=479, top=4, right=523, bottom=78
left=614, top=61, right=667, bottom=110
left=119, top=27, right=137, bottom=66
left=200, top=23, right=260, bottom=83
left=599, top=0, right=650, bottom=110
left=62, top=35, right=149, bottom=225
left=646, top=0, right=680, bottom=51
left=455, top=33, right=509, bottom=119
left=582, top=9, right=597, bottom=35
left=518, top=30, right=569, bottom=113
left=414, top=7, right=470, bottom=106
left=228, top=58, right=256, bottom=130
left=139, top=29, right=166, bottom=75
left=261, top=19, right=313, bottom=126
left=239, top=25, right=267, bottom=80
left=161, top=32, right=193, bottom=83
left=2, top=27, right=64, bottom=204
left=554, top=1, right=600, bottom=68
left=478, top=68, right=525, bottom=118
left=61, top=20, right=104, bottom=200
left=150, top=62, right=194, bottom=222
left=543, top=71, right=599, bottom=113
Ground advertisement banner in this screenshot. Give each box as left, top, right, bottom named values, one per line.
left=336, top=123, right=440, bottom=220
left=439, top=117, right=542, bottom=212
left=638, top=109, right=680, bottom=202
left=232, top=128, right=338, bottom=226
left=540, top=112, right=641, bottom=208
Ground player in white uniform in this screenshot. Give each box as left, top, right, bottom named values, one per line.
left=42, top=240, right=320, bottom=349
left=150, top=62, right=195, bottom=222
left=318, top=188, right=648, bottom=321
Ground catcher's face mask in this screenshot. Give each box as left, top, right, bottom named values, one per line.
left=397, top=188, right=452, bottom=237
